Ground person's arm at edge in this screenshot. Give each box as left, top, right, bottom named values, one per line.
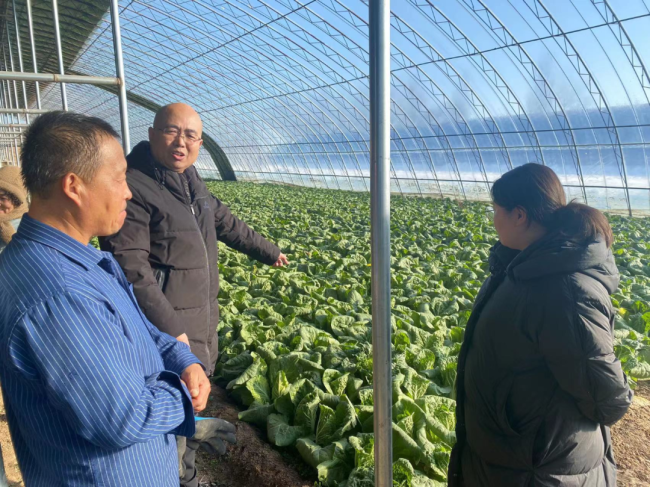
left=7, top=291, right=196, bottom=449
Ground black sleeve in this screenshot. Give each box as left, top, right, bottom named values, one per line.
left=99, top=188, right=185, bottom=338
left=538, top=278, right=632, bottom=426
left=212, top=195, right=281, bottom=265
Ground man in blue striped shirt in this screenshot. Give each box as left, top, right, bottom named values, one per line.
left=0, top=111, right=215, bottom=486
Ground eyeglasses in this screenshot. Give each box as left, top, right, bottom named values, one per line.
left=156, top=127, right=202, bottom=145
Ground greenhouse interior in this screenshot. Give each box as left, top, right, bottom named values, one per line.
left=0, top=1, right=649, bottom=487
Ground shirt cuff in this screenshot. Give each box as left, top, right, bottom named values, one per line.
left=164, top=341, right=204, bottom=376
left=157, top=370, right=196, bottom=438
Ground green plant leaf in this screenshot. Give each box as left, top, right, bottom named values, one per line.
left=267, top=414, right=307, bottom=447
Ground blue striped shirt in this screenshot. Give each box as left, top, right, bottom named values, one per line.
left=0, top=215, right=200, bottom=486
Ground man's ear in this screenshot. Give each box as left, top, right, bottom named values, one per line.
left=61, top=172, right=85, bottom=207
left=148, top=126, right=155, bottom=142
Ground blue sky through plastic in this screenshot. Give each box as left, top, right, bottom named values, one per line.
left=33, top=0, right=650, bottom=212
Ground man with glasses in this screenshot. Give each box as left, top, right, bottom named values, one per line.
left=100, top=103, right=286, bottom=487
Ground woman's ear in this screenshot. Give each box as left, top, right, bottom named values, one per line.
left=513, top=206, right=528, bottom=227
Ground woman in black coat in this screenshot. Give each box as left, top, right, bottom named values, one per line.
left=448, top=164, right=632, bottom=487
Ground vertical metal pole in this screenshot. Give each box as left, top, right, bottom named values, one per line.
left=110, top=0, right=130, bottom=153
left=13, top=0, right=29, bottom=122
left=26, top=0, right=41, bottom=109
left=369, top=0, right=392, bottom=485
left=2, top=81, right=11, bottom=113
left=12, top=136, right=19, bottom=165
left=0, top=69, right=17, bottom=159
left=5, top=28, right=22, bottom=122
left=52, top=0, right=68, bottom=110
left=0, top=20, right=24, bottom=166
left=3, top=79, right=20, bottom=164
left=0, top=88, right=7, bottom=165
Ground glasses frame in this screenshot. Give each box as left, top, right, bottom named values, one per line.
left=155, top=127, right=202, bottom=145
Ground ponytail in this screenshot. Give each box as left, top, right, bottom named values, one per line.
left=546, top=202, right=613, bottom=248
left=492, top=163, right=613, bottom=248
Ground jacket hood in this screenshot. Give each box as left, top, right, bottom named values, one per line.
left=127, top=141, right=166, bottom=184
left=0, top=166, right=28, bottom=244
left=488, top=242, right=520, bottom=273
left=0, top=165, right=28, bottom=209
left=127, top=140, right=154, bottom=171
left=490, top=234, right=619, bottom=294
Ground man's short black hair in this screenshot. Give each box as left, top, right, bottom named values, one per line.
left=21, top=111, right=119, bottom=198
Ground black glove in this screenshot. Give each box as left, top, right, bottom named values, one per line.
left=192, top=418, right=237, bottom=455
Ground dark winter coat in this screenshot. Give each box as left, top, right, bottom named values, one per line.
left=100, top=142, right=280, bottom=373
left=448, top=235, right=633, bottom=487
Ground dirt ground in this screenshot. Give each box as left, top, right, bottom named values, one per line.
left=194, top=385, right=314, bottom=487
left=0, top=393, right=22, bottom=486
left=0, top=385, right=314, bottom=487
left=1, top=382, right=649, bottom=486
left=611, top=381, right=650, bottom=486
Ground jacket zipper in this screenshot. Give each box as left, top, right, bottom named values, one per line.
left=183, top=174, right=211, bottom=365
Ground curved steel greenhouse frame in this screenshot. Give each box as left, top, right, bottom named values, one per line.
left=0, top=0, right=648, bottom=213
left=1, top=1, right=650, bottom=482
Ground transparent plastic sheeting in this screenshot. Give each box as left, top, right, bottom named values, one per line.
left=8, top=0, right=650, bottom=213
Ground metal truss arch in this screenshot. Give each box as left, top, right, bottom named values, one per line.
left=273, top=0, right=466, bottom=196
left=148, top=0, right=376, bottom=190
left=312, top=1, right=487, bottom=196
left=523, top=0, right=632, bottom=214
left=8, top=0, right=650, bottom=212
left=458, top=0, right=588, bottom=203
left=119, top=2, right=359, bottom=190
left=389, top=13, right=513, bottom=173
left=405, top=0, right=548, bottom=169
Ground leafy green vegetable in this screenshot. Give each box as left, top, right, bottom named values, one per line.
left=208, top=181, right=650, bottom=486
left=267, top=414, right=308, bottom=447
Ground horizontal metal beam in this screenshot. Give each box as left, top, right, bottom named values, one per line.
left=0, top=124, right=28, bottom=128
left=0, top=108, right=48, bottom=114
left=0, top=71, right=120, bottom=86
left=236, top=172, right=647, bottom=191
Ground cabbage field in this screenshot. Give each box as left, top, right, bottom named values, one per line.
left=208, top=181, right=650, bottom=487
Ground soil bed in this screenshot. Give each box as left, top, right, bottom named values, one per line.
left=611, top=381, right=650, bottom=486
left=1, top=382, right=649, bottom=486
left=195, top=384, right=315, bottom=487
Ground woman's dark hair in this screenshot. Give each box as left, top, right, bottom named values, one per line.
left=491, top=163, right=613, bottom=248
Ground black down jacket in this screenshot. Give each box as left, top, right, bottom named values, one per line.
left=100, top=142, right=280, bottom=373
left=448, top=235, right=633, bottom=487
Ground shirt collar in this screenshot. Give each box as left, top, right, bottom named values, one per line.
left=15, top=214, right=106, bottom=271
